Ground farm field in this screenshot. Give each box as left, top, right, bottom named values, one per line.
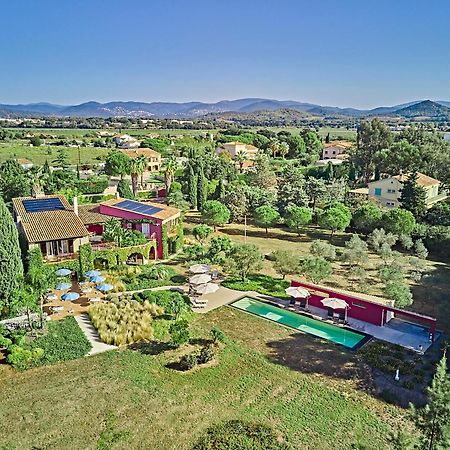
left=0, top=142, right=109, bottom=165
left=0, top=307, right=405, bottom=450
left=183, top=215, right=450, bottom=334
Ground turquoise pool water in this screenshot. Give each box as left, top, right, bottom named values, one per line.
left=231, top=297, right=367, bottom=349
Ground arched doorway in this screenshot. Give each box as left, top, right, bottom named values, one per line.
left=149, top=246, right=156, bottom=260
left=126, top=252, right=145, bottom=265
left=93, top=257, right=109, bottom=270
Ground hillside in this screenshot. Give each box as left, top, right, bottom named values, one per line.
left=391, top=100, right=450, bottom=120
left=0, top=98, right=450, bottom=120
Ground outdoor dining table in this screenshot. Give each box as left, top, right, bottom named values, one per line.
left=90, top=297, right=101, bottom=303
left=51, top=306, right=64, bottom=312
left=81, top=287, right=93, bottom=294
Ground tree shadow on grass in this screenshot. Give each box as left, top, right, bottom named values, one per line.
left=129, top=341, right=173, bottom=355
left=265, top=332, right=373, bottom=391
left=409, top=263, right=450, bottom=334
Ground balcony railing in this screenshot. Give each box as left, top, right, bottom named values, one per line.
left=45, top=253, right=77, bottom=262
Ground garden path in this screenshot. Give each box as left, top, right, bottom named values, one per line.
left=75, top=314, right=117, bottom=355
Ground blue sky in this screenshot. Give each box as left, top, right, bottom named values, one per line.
left=1, top=0, right=449, bottom=108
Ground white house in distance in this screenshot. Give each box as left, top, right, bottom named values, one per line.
left=367, top=172, right=445, bottom=208
left=216, top=141, right=259, bottom=160
left=322, top=141, right=352, bottom=160
left=113, top=134, right=140, bottom=149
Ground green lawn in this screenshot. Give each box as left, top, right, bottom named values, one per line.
left=0, top=307, right=406, bottom=450
left=0, top=141, right=109, bottom=165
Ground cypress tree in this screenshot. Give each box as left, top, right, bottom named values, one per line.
left=0, top=197, right=24, bottom=310
left=400, top=171, right=427, bottom=220
left=188, top=164, right=198, bottom=209
left=197, top=165, right=207, bottom=211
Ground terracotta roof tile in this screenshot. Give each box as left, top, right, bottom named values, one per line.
left=12, top=195, right=89, bottom=243
left=77, top=204, right=110, bottom=225
left=393, top=172, right=440, bottom=187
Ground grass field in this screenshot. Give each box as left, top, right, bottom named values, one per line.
left=3, top=126, right=356, bottom=139
left=0, top=141, right=109, bottom=165
left=0, top=307, right=406, bottom=450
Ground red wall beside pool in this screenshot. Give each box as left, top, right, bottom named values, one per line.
left=290, top=280, right=437, bottom=340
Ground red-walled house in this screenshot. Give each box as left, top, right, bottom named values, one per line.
left=290, top=280, right=437, bottom=341
left=78, top=198, right=181, bottom=259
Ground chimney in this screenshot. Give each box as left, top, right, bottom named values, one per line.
left=73, top=196, right=79, bottom=216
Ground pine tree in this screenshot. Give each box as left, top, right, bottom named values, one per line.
left=0, top=197, right=24, bottom=310
left=400, top=171, right=427, bottom=220
left=410, top=352, right=450, bottom=450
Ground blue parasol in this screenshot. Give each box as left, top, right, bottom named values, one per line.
left=61, top=292, right=80, bottom=301
left=55, top=282, right=72, bottom=291
left=85, top=270, right=101, bottom=277
left=55, top=268, right=72, bottom=277
left=90, top=275, right=106, bottom=283
left=96, top=283, right=113, bottom=292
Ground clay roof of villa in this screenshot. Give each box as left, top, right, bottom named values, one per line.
left=77, top=204, right=110, bottom=225
left=120, top=148, right=161, bottom=159
left=12, top=195, right=89, bottom=243
left=393, top=172, right=440, bottom=187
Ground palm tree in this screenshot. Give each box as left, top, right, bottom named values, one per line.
left=129, top=159, right=142, bottom=196
left=269, top=140, right=281, bottom=158
left=279, top=141, right=289, bottom=159
left=164, top=156, right=177, bottom=193
left=235, top=150, right=247, bottom=173
left=135, top=155, right=148, bottom=188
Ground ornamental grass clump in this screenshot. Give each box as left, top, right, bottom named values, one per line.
left=89, top=299, right=163, bottom=346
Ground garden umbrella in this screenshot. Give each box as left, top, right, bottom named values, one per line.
left=189, top=264, right=210, bottom=274
left=285, top=287, right=309, bottom=298
left=96, top=283, right=113, bottom=292
left=90, top=275, right=106, bottom=283
left=85, top=270, right=101, bottom=277
left=55, top=282, right=72, bottom=291
left=321, top=298, right=349, bottom=321
left=189, top=274, right=212, bottom=285
left=194, top=283, right=219, bottom=295
left=61, top=292, right=80, bottom=301
left=55, top=268, right=71, bottom=277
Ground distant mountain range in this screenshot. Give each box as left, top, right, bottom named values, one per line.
left=1, top=98, right=450, bottom=120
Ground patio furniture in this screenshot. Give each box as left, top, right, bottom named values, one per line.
left=51, top=306, right=64, bottom=312
left=194, top=283, right=219, bottom=295
left=298, top=298, right=307, bottom=309
left=81, top=287, right=92, bottom=294
left=90, top=297, right=101, bottom=303
left=321, top=298, right=349, bottom=322
left=189, top=264, right=210, bottom=274
left=45, top=293, right=58, bottom=301
left=189, top=274, right=212, bottom=285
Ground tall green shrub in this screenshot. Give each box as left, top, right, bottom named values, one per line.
left=0, top=197, right=24, bottom=310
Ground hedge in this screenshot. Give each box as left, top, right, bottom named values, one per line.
left=30, top=316, right=92, bottom=366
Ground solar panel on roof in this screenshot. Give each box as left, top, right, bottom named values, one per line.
left=116, top=199, right=163, bottom=217
left=23, top=198, right=65, bottom=213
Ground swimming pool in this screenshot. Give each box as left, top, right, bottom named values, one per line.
left=231, top=297, right=369, bottom=349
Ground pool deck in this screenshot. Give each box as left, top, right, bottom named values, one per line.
left=266, top=299, right=436, bottom=353
left=192, top=286, right=436, bottom=353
